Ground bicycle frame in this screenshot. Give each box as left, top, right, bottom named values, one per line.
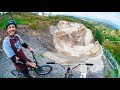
left=30, top=51, right=38, bottom=65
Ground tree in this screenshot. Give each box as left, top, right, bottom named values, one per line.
left=41, top=12, right=52, bottom=16
left=41, top=12, right=45, bottom=16
left=0, top=12, right=7, bottom=15
left=32, top=12, right=39, bottom=15
left=48, top=12, right=52, bottom=16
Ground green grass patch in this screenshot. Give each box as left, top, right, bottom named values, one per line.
left=114, top=68, right=119, bottom=77
left=105, top=70, right=112, bottom=78
left=28, top=23, right=40, bottom=30
left=37, top=53, right=44, bottom=59
left=103, top=40, right=120, bottom=65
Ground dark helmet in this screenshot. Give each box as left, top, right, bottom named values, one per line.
left=6, top=20, right=17, bottom=29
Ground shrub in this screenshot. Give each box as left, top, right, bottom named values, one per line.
left=105, top=70, right=112, bottom=78
left=93, top=29, right=105, bottom=45
left=103, top=40, right=120, bottom=65
left=28, top=23, right=40, bottom=30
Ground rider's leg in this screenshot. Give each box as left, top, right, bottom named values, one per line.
left=16, top=65, right=32, bottom=78
left=21, top=68, right=32, bottom=78
left=12, top=61, right=32, bottom=78
left=26, top=61, right=36, bottom=68
left=20, top=59, right=37, bottom=68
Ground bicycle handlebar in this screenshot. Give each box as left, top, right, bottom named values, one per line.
left=86, top=63, right=93, bottom=66
left=46, top=62, right=93, bottom=66
left=46, top=62, right=56, bottom=64
left=30, top=51, right=34, bottom=54
left=30, top=51, right=37, bottom=63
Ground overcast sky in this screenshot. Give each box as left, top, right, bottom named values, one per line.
left=40, top=12, right=120, bottom=29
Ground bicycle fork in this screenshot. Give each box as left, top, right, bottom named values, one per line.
left=79, top=65, right=87, bottom=78
left=66, top=65, right=87, bottom=78
left=65, top=67, right=73, bottom=78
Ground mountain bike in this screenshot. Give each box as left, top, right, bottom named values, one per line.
left=11, top=51, right=52, bottom=78
left=46, top=62, right=93, bottom=78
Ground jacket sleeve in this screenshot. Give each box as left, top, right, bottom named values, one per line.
left=16, top=34, right=28, bottom=48
left=2, top=41, right=16, bottom=58
left=15, top=34, right=24, bottom=44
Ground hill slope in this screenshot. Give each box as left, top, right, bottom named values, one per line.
left=0, top=12, right=120, bottom=65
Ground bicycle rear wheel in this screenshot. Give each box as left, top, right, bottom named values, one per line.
left=35, top=65, right=52, bottom=75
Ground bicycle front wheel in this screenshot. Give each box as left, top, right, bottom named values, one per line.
left=35, top=65, right=52, bottom=75
left=65, top=73, right=73, bottom=78
left=11, top=70, right=24, bottom=77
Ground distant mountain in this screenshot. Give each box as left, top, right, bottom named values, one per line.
left=79, top=17, right=119, bottom=30
left=62, top=15, right=80, bottom=21
left=62, top=15, right=119, bottom=30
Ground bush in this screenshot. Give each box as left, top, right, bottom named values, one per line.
left=93, top=29, right=105, bottom=45
left=28, top=23, right=40, bottom=30
left=103, top=40, right=120, bottom=65
left=105, top=70, right=112, bottom=78
left=114, top=68, right=119, bottom=77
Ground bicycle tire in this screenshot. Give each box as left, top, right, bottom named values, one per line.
left=65, top=73, right=69, bottom=78
left=11, top=70, right=24, bottom=77
left=35, top=65, right=52, bottom=75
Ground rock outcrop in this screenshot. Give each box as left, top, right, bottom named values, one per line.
left=43, top=21, right=105, bottom=77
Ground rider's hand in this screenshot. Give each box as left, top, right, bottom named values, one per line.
left=15, top=56, right=19, bottom=61
left=29, top=47, right=34, bottom=52
left=28, top=46, right=34, bottom=52
left=26, top=61, right=36, bottom=68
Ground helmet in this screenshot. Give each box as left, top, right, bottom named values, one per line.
left=6, top=20, right=17, bottom=29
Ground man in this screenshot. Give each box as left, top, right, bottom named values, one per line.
left=2, top=20, right=36, bottom=78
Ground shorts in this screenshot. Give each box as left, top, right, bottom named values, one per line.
left=12, top=59, right=31, bottom=72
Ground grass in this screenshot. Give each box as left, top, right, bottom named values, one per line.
left=37, top=53, right=44, bottom=59
left=28, top=23, right=40, bottom=30
left=114, top=68, right=119, bottom=77
left=0, top=12, right=41, bottom=30
left=103, top=40, right=120, bottom=65
left=105, top=70, right=112, bottom=78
